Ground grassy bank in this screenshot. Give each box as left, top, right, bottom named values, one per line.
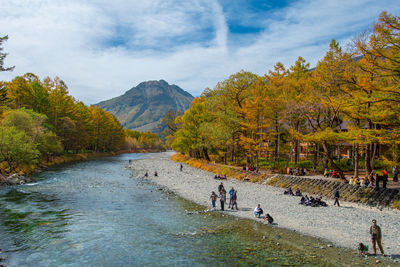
left=171, top=154, right=269, bottom=182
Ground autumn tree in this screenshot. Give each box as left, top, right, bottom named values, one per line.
left=357, top=11, right=400, bottom=165
left=299, top=40, right=352, bottom=179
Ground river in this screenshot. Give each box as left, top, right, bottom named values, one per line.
left=0, top=153, right=390, bottom=266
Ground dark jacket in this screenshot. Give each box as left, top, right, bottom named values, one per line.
left=334, top=190, right=340, bottom=198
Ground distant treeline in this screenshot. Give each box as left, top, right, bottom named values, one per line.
left=169, top=12, right=400, bottom=179
left=0, top=73, right=164, bottom=174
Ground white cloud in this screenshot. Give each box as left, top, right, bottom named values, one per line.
left=0, top=0, right=399, bottom=104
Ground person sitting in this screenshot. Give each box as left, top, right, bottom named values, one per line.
left=300, top=195, right=310, bottom=205
left=284, top=188, right=294, bottom=195
left=144, top=171, right=148, bottom=177
left=263, top=213, right=274, bottom=224
left=154, top=171, right=158, bottom=177
left=222, top=175, right=227, bottom=180
left=360, top=178, right=365, bottom=187
left=357, top=242, right=369, bottom=256
left=295, top=189, right=302, bottom=196
left=323, top=168, right=329, bottom=177
left=243, top=166, right=247, bottom=171
left=214, top=174, right=219, bottom=179
left=309, top=196, right=316, bottom=206
left=332, top=170, right=337, bottom=178
left=289, top=168, right=294, bottom=175
left=315, top=196, right=327, bottom=207
left=254, top=204, right=263, bottom=218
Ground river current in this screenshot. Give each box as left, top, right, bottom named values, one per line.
left=0, top=153, right=389, bottom=266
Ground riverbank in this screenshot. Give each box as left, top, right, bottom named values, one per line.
left=171, top=154, right=400, bottom=210
left=128, top=152, right=400, bottom=259
left=0, top=149, right=169, bottom=186
left=0, top=151, right=123, bottom=186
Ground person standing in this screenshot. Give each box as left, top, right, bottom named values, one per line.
left=370, top=219, right=385, bottom=256
left=180, top=164, right=183, bottom=172
left=382, top=168, right=388, bottom=188
left=210, top=191, right=218, bottom=210
left=219, top=190, right=226, bottom=211
left=393, top=166, right=399, bottom=182
left=218, top=182, right=224, bottom=194
left=231, top=190, right=238, bottom=210
left=228, top=187, right=235, bottom=208
left=333, top=189, right=340, bottom=207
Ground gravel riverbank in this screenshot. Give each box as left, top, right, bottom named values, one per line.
left=128, top=152, right=400, bottom=257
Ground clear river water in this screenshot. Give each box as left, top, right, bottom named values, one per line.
left=0, top=153, right=391, bottom=266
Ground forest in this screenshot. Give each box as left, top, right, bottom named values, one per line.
left=0, top=36, right=164, bottom=175
left=169, top=12, right=400, bottom=179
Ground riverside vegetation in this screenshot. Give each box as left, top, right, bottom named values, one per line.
left=168, top=12, right=400, bottom=183
left=0, top=37, right=165, bottom=181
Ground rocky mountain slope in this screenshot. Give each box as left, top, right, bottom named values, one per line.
left=97, top=80, right=194, bottom=132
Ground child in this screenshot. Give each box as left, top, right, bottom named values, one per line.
left=263, top=214, right=274, bottom=224
left=357, top=243, right=368, bottom=256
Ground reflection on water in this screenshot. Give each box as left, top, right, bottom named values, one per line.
left=0, top=154, right=393, bottom=266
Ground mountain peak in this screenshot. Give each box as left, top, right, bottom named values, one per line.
left=97, top=80, right=194, bottom=132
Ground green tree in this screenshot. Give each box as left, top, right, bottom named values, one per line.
left=0, top=126, right=39, bottom=172
left=0, top=35, right=14, bottom=72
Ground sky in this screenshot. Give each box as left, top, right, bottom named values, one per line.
left=1, top=0, right=399, bottom=104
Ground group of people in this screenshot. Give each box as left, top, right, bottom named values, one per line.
left=210, top=183, right=238, bottom=211
left=348, top=169, right=391, bottom=189
left=323, top=169, right=340, bottom=178
left=214, top=174, right=227, bottom=180
left=357, top=219, right=385, bottom=257
left=287, top=167, right=307, bottom=176
left=205, top=170, right=387, bottom=257
left=283, top=188, right=302, bottom=196
left=144, top=171, right=158, bottom=177
left=299, top=195, right=327, bottom=207
left=243, top=166, right=257, bottom=172
left=253, top=204, right=274, bottom=224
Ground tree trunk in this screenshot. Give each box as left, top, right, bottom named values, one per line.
left=203, top=147, right=210, bottom=161
left=256, top=153, right=259, bottom=171
left=294, top=141, right=299, bottom=166
left=354, top=143, right=359, bottom=178
left=274, top=121, right=279, bottom=161
left=365, top=144, right=372, bottom=176
left=289, top=141, right=294, bottom=163
left=277, top=130, right=281, bottom=159
left=313, top=143, right=318, bottom=171
left=371, top=143, right=377, bottom=171
left=322, top=141, right=346, bottom=180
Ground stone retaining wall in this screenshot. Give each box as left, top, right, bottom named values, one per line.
left=266, top=175, right=400, bottom=209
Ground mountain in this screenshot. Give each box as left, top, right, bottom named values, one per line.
left=96, top=80, right=194, bottom=132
